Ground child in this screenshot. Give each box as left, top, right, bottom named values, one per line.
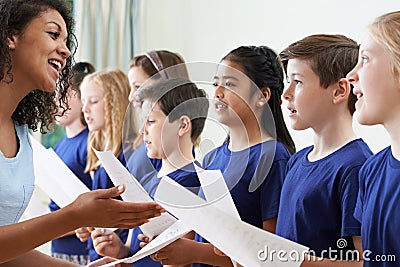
left=124, top=50, right=188, bottom=180
left=49, top=62, right=95, bottom=265
left=277, top=34, right=373, bottom=265
left=76, top=69, right=132, bottom=263
left=149, top=45, right=295, bottom=267
left=91, top=77, right=209, bottom=267
left=346, top=11, right=400, bottom=267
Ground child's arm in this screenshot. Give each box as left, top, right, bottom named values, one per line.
left=301, top=236, right=363, bottom=267
left=263, top=217, right=277, bottom=233
left=138, top=232, right=233, bottom=266
left=91, top=228, right=131, bottom=259
left=151, top=237, right=233, bottom=267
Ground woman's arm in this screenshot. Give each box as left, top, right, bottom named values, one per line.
left=0, top=185, right=162, bottom=264
left=0, top=250, right=77, bottom=267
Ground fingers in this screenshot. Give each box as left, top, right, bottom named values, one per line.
left=94, top=185, right=126, bottom=199
left=75, top=227, right=91, bottom=242
left=120, top=201, right=165, bottom=214
left=137, top=233, right=150, bottom=243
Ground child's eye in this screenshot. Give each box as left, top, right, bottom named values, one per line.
left=294, top=80, right=302, bottom=85
left=225, top=81, right=234, bottom=87
left=361, top=56, right=369, bottom=64
left=212, top=82, right=218, bottom=87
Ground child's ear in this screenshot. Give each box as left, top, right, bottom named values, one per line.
left=256, top=87, right=271, bottom=108
left=178, top=115, right=191, bottom=137
left=333, top=78, right=350, bottom=104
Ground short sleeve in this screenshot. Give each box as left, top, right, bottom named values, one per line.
left=339, top=166, right=362, bottom=236
left=353, top=165, right=366, bottom=224
left=260, top=159, right=287, bottom=221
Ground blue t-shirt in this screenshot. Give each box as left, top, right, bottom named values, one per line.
left=49, top=128, right=92, bottom=255
left=354, top=147, right=400, bottom=267
left=0, top=123, right=34, bottom=226
left=129, top=161, right=201, bottom=267
left=194, top=140, right=290, bottom=267
left=276, top=139, right=372, bottom=258
left=89, top=151, right=128, bottom=262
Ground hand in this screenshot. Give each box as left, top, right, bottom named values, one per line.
left=137, top=233, right=152, bottom=248
left=151, top=238, right=196, bottom=265
left=75, top=227, right=93, bottom=242
left=65, top=185, right=164, bottom=228
left=91, top=228, right=129, bottom=258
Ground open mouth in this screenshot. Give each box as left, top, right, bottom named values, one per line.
left=287, top=107, right=297, bottom=115
left=214, top=100, right=228, bottom=111
left=48, top=59, right=62, bottom=73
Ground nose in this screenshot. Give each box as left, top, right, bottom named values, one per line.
left=283, top=84, right=293, bottom=101
left=128, top=88, right=135, bottom=102
left=346, top=66, right=358, bottom=85
left=214, top=84, right=225, bottom=99
left=81, top=101, right=89, bottom=113
left=58, top=41, right=71, bottom=60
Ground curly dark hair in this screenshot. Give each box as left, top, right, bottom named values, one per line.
left=0, top=0, right=77, bottom=132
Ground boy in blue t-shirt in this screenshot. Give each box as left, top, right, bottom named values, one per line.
left=346, top=11, right=400, bottom=267
left=90, top=78, right=209, bottom=267
left=277, top=34, right=373, bottom=265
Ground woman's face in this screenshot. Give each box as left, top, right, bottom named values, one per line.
left=81, top=80, right=106, bottom=132
left=9, top=8, right=71, bottom=93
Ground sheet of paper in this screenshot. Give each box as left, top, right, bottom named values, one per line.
left=154, top=177, right=309, bottom=267
left=99, top=220, right=191, bottom=267
left=30, top=136, right=90, bottom=208
left=21, top=188, right=50, bottom=221
left=194, top=165, right=240, bottom=219
left=94, top=150, right=177, bottom=238
left=98, top=167, right=225, bottom=266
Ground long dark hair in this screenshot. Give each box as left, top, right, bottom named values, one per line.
left=222, top=46, right=296, bottom=154
left=0, top=0, right=76, bottom=132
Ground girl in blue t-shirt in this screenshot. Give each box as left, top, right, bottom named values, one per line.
left=346, top=11, right=400, bottom=267
left=49, top=62, right=95, bottom=265
left=75, top=69, right=132, bottom=263
left=148, top=46, right=295, bottom=266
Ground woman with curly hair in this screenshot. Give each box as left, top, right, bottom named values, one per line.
left=0, top=0, right=162, bottom=266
